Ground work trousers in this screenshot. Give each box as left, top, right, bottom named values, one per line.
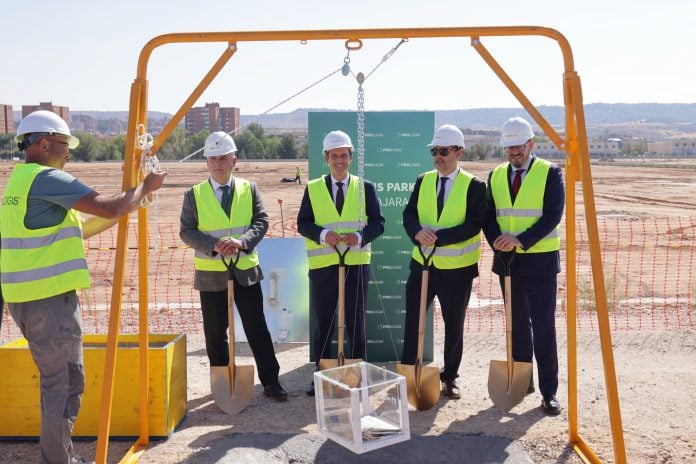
left=9, top=291, right=85, bottom=464
left=199, top=280, right=280, bottom=387
left=310, top=264, right=368, bottom=364
left=401, top=263, right=476, bottom=381
left=499, top=269, right=559, bottom=397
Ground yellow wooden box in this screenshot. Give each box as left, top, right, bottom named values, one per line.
left=0, top=333, right=187, bottom=439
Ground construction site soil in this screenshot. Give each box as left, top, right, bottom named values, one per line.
left=1, top=159, right=695, bottom=463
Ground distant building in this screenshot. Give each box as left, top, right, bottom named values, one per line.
left=533, top=138, right=621, bottom=158
left=185, top=102, right=239, bottom=134
left=22, top=102, right=71, bottom=125
left=148, top=115, right=172, bottom=136
left=0, top=104, right=14, bottom=134
left=103, top=118, right=125, bottom=135
left=71, top=114, right=98, bottom=133
left=649, top=138, right=696, bottom=156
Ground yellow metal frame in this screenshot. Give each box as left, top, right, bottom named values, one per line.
left=98, top=27, right=626, bottom=464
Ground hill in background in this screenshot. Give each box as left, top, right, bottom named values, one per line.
left=13, top=103, right=696, bottom=138
left=239, top=103, right=696, bottom=136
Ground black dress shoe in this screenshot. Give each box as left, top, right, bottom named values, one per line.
left=306, top=380, right=315, bottom=397
left=442, top=379, right=461, bottom=399
left=263, top=382, right=288, bottom=401
left=541, top=395, right=561, bottom=415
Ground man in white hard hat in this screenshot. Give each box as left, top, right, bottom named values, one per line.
left=401, top=124, right=486, bottom=399
left=1, top=110, right=166, bottom=463
left=483, top=116, right=565, bottom=415
left=297, top=130, right=384, bottom=396
left=179, top=131, right=288, bottom=402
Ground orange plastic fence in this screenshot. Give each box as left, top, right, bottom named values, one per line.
left=1, top=217, right=694, bottom=342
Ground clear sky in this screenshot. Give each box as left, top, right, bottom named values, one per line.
left=2, top=0, right=692, bottom=116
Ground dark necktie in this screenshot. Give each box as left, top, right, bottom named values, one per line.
left=437, top=177, right=448, bottom=219
left=511, top=169, right=525, bottom=202
left=335, top=181, right=344, bottom=215
left=220, top=185, right=231, bottom=217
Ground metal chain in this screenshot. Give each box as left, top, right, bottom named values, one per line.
left=356, top=73, right=366, bottom=227
left=352, top=39, right=408, bottom=359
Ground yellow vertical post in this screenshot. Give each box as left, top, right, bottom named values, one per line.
left=563, top=75, right=580, bottom=442
left=96, top=78, right=145, bottom=464
left=137, top=78, right=151, bottom=449
left=567, top=71, right=627, bottom=464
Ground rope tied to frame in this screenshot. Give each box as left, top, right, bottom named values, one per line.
left=136, top=123, right=162, bottom=250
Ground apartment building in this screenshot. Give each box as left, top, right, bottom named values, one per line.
left=185, top=102, right=240, bottom=134
left=0, top=104, right=14, bottom=134
left=22, top=102, right=70, bottom=124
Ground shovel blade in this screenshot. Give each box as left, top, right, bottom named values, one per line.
left=487, top=360, right=533, bottom=412
left=396, top=363, right=441, bottom=411
left=318, top=357, right=361, bottom=372
left=210, top=364, right=255, bottom=415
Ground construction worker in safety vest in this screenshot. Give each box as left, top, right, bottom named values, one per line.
left=483, top=116, right=565, bottom=416
left=401, top=124, right=486, bottom=400
left=179, top=131, right=288, bottom=402
left=297, top=130, right=384, bottom=396
left=1, top=110, right=166, bottom=464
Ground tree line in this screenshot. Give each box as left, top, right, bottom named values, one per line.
left=0, top=123, right=306, bottom=162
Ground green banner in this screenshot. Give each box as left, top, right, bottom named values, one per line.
left=308, top=111, right=434, bottom=362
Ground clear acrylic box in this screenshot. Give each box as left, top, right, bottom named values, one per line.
left=314, top=362, right=410, bottom=454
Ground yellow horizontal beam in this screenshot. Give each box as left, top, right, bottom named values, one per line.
left=136, top=26, right=575, bottom=80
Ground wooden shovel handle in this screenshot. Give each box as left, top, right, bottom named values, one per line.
left=222, top=253, right=243, bottom=377
left=334, top=245, right=349, bottom=359
left=416, top=246, right=436, bottom=361
left=227, top=278, right=236, bottom=378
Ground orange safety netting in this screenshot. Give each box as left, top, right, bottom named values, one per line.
left=1, top=217, right=694, bottom=342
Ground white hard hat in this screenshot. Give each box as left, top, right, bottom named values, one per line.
left=500, top=117, right=535, bottom=147
left=323, top=130, right=353, bottom=152
left=14, top=110, right=79, bottom=149
left=204, top=131, right=237, bottom=157
left=428, top=124, right=465, bottom=148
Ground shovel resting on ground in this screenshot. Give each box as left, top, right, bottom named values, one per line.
left=396, top=246, right=441, bottom=411
left=488, top=251, right=533, bottom=412
left=210, top=253, right=255, bottom=415
left=318, top=245, right=362, bottom=372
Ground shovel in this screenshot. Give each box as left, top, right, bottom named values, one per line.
left=488, top=251, right=533, bottom=412
left=396, top=246, right=441, bottom=411
left=210, top=253, right=255, bottom=415
left=318, top=245, right=362, bottom=373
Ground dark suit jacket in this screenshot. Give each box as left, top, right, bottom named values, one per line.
left=296, top=175, right=384, bottom=281
left=482, top=155, right=565, bottom=276
left=179, top=177, right=268, bottom=291
left=403, top=168, right=486, bottom=273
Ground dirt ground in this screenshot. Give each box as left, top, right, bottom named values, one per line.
left=1, top=159, right=695, bottom=463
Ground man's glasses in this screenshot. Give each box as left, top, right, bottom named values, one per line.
left=430, top=146, right=458, bottom=157
left=504, top=141, right=528, bottom=153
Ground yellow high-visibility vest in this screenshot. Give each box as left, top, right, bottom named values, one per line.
left=490, top=158, right=560, bottom=253
left=304, top=175, right=370, bottom=269
left=412, top=169, right=481, bottom=269
left=0, top=163, right=90, bottom=303
left=192, top=179, right=259, bottom=271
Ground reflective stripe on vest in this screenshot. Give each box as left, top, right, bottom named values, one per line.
left=412, top=169, right=481, bottom=269
left=192, top=179, right=259, bottom=271
left=304, top=175, right=371, bottom=269
left=490, top=158, right=561, bottom=253
left=0, top=163, right=90, bottom=302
